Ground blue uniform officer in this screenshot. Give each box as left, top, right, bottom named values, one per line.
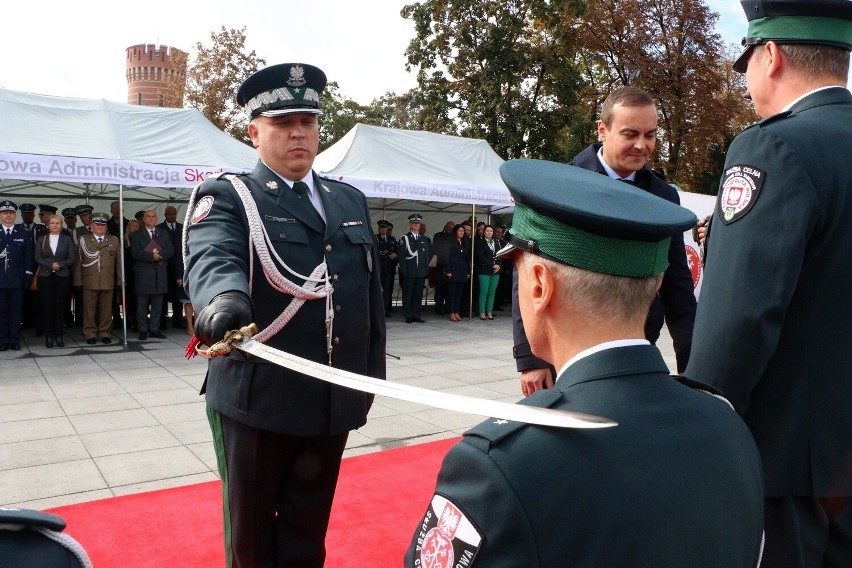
left=0, top=201, right=34, bottom=350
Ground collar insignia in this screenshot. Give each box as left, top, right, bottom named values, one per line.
left=266, top=180, right=279, bottom=190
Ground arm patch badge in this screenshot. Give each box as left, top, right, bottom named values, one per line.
left=412, top=494, right=482, bottom=567
left=717, top=164, right=765, bottom=224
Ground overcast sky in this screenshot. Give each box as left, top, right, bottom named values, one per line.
left=0, top=1, right=844, bottom=105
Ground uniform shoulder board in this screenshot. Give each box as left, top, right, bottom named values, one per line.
left=215, top=170, right=245, bottom=181
left=465, top=389, right=563, bottom=447
left=752, top=110, right=793, bottom=129
left=318, top=175, right=359, bottom=192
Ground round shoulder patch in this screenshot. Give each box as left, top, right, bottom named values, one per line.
left=717, top=164, right=765, bottom=224
left=191, top=196, right=215, bottom=224
left=413, top=494, right=482, bottom=567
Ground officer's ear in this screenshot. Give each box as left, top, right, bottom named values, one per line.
left=247, top=121, right=261, bottom=148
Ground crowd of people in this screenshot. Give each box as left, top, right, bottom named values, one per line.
left=374, top=215, right=514, bottom=323
left=0, top=200, right=192, bottom=349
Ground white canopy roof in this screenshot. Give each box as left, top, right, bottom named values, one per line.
left=0, top=88, right=256, bottom=210
left=314, top=123, right=514, bottom=212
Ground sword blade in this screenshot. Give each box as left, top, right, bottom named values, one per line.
left=233, top=338, right=617, bottom=429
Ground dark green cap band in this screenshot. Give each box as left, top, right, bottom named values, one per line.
left=747, top=15, right=852, bottom=47
left=512, top=203, right=670, bottom=277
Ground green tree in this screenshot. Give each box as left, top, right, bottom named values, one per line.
left=402, top=0, right=587, bottom=160
left=169, top=27, right=266, bottom=145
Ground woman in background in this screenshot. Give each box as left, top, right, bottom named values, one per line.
left=444, top=224, right=470, bottom=322
left=475, top=224, right=501, bottom=320
left=34, top=215, right=76, bottom=347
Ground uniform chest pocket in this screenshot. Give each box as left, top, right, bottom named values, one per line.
left=341, top=226, right=373, bottom=287
left=269, top=223, right=309, bottom=245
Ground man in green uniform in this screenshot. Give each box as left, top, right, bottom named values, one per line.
left=406, top=160, right=764, bottom=567
left=184, top=63, right=386, bottom=567
left=686, top=1, right=852, bottom=566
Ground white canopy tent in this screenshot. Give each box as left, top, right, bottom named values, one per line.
left=314, top=123, right=515, bottom=232
left=0, top=88, right=257, bottom=217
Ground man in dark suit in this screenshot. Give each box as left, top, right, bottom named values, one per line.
left=687, top=2, right=852, bottom=566
left=158, top=205, right=184, bottom=329
left=513, top=86, right=697, bottom=396
left=130, top=209, right=173, bottom=340
left=184, top=62, right=386, bottom=567
left=406, top=160, right=764, bottom=567
left=0, top=201, right=34, bottom=351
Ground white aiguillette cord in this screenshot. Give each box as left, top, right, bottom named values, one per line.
left=194, top=325, right=618, bottom=430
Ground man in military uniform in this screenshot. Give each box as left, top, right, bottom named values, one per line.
left=73, top=205, right=93, bottom=241
left=74, top=212, right=122, bottom=345
left=375, top=219, right=398, bottom=317
left=17, top=203, right=37, bottom=237
left=0, top=201, right=34, bottom=351
left=686, top=2, right=852, bottom=566
left=397, top=213, right=430, bottom=323
left=406, top=160, right=764, bottom=567
left=184, top=62, right=386, bottom=567
left=513, top=87, right=696, bottom=396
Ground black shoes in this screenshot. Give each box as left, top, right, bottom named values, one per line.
left=413, top=318, right=426, bottom=323
left=10, top=344, right=20, bottom=351
left=101, top=337, right=112, bottom=344
left=0, top=345, right=7, bottom=351
left=405, top=318, right=413, bottom=323
left=149, top=331, right=166, bottom=339
left=138, top=332, right=148, bottom=341
left=54, top=336, right=65, bottom=348
left=86, top=337, right=97, bottom=345
left=45, top=336, right=54, bottom=348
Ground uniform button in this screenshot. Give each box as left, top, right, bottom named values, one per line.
left=279, top=233, right=286, bottom=239
left=334, top=337, right=341, bottom=346
left=334, top=305, right=341, bottom=312
left=333, top=274, right=340, bottom=282
left=325, top=244, right=332, bottom=253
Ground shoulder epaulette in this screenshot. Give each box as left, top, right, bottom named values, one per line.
left=465, top=389, right=564, bottom=448
left=673, top=375, right=723, bottom=396
left=744, top=110, right=793, bottom=131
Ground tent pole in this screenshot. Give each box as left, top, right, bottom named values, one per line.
left=468, top=204, right=475, bottom=321
left=119, top=185, right=128, bottom=346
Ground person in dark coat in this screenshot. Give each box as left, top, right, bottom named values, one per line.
left=406, top=160, right=764, bottom=567
left=131, top=210, right=173, bottom=340
left=513, top=86, right=697, bottom=396
left=443, top=223, right=470, bottom=321
left=687, top=2, right=852, bottom=566
left=158, top=205, right=184, bottom=329
left=0, top=201, right=34, bottom=351
left=375, top=219, right=398, bottom=317
left=184, top=62, right=386, bottom=568
left=33, top=214, right=76, bottom=347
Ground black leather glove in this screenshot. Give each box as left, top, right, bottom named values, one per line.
left=194, top=291, right=253, bottom=347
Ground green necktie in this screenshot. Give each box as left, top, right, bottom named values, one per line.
left=293, top=181, right=324, bottom=226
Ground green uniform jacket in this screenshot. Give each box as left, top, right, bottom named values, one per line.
left=184, top=162, right=386, bottom=436
left=407, top=345, right=764, bottom=567
left=686, top=87, right=852, bottom=498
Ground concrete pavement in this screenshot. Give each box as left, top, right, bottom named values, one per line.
left=0, top=310, right=677, bottom=510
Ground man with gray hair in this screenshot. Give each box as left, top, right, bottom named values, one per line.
left=406, top=160, right=764, bottom=566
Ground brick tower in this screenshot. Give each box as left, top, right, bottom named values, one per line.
left=126, top=44, right=187, bottom=107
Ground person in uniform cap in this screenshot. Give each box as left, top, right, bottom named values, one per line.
left=74, top=212, right=122, bottom=345
left=62, top=208, right=78, bottom=232
left=406, top=160, right=764, bottom=567
left=0, top=200, right=34, bottom=351
left=686, top=2, right=852, bottom=566
left=184, top=62, right=386, bottom=567
left=397, top=213, right=430, bottom=323
left=17, top=203, right=37, bottom=236
left=375, top=219, right=398, bottom=317
left=73, top=205, right=93, bottom=241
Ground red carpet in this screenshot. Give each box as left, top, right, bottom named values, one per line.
left=47, top=437, right=458, bottom=567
